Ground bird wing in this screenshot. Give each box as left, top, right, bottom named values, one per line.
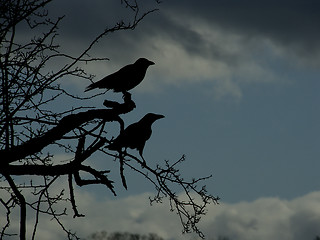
left=108, top=121, right=151, bottom=151
left=85, top=64, right=135, bottom=92
left=108, top=63, right=148, bottom=92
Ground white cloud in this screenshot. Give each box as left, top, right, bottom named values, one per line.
left=201, top=192, right=320, bottom=240
left=3, top=188, right=320, bottom=240
left=66, top=191, right=181, bottom=240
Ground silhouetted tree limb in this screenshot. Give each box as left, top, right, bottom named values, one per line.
left=1, top=109, right=120, bottom=164
left=119, top=151, right=128, bottom=189
left=0, top=91, right=135, bottom=166
left=68, top=173, right=85, bottom=218
left=0, top=196, right=14, bottom=238
left=2, top=173, right=26, bottom=240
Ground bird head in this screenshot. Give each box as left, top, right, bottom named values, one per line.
left=141, top=113, right=165, bottom=124
left=135, top=58, right=155, bottom=67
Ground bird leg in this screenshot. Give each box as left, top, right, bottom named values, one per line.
left=122, top=91, right=131, bottom=100
left=140, top=154, right=147, bottom=168
left=122, top=91, right=136, bottom=109
left=122, top=91, right=131, bottom=102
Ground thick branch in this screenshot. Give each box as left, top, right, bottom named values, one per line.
left=73, top=165, right=116, bottom=196
left=1, top=162, right=79, bottom=176
left=0, top=97, right=134, bottom=165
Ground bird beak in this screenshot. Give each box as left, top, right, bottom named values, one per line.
left=156, top=114, right=165, bottom=120
left=149, top=60, right=155, bottom=65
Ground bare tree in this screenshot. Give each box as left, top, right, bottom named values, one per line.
left=0, top=1, right=219, bottom=239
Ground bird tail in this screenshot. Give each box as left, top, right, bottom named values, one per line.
left=106, top=142, right=118, bottom=151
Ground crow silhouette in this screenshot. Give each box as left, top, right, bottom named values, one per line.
left=107, top=113, right=164, bottom=165
left=85, top=58, right=155, bottom=93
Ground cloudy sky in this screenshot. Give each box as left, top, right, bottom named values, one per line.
left=5, top=0, right=320, bottom=239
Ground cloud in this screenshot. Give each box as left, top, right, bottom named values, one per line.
left=17, top=0, right=320, bottom=99
left=165, top=0, right=320, bottom=61
left=3, top=189, right=320, bottom=240
left=201, top=192, right=320, bottom=240
left=93, top=16, right=288, bottom=99
left=69, top=12, right=284, bottom=98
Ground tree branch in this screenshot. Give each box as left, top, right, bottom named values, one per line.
left=68, top=173, right=85, bottom=218
left=0, top=97, right=135, bottom=165
left=73, top=165, right=116, bottom=196
left=3, top=173, right=26, bottom=240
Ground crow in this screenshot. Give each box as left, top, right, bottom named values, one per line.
left=107, top=113, right=164, bottom=165
left=85, top=58, right=155, bottom=93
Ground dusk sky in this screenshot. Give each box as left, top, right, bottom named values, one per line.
left=7, top=0, right=320, bottom=239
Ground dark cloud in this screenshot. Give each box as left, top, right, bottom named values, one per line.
left=23, top=0, right=320, bottom=63
left=45, top=0, right=160, bottom=56
left=102, top=0, right=320, bottom=67
left=164, top=0, right=320, bottom=59
left=35, top=0, right=320, bottom=65
left=14, top=0, right=319, bottom=95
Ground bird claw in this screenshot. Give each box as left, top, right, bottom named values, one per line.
left=141, top=156, right=147, bottom=168
left=122, top=91, right=136, bottom=109
left=122, top=91, right=131, bottom=99
left=141, top=161, right=147, bottom=168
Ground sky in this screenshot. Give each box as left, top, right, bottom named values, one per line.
left=3, top=0, right=320, bottom=239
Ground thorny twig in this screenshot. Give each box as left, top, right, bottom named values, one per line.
left=105, top=151, right=220, bottom=239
